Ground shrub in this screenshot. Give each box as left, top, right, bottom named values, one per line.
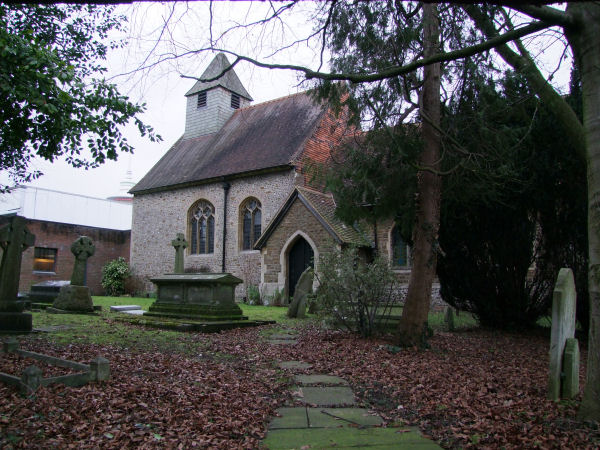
left=101, top=257, right=131, bottom=297
left=247, top=285, right=261, bottom=305
left=314, top=247, right=397, bottom=337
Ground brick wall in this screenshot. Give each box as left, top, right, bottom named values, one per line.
left=131, top=170, right=297, bottom=297
left=184, top=87, right=251, bottom=139
left=0, top=217, right=130, bottom=295
left=259, top=198, right=339, bottom=297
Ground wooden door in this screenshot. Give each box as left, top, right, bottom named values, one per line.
left=288, top=237, right=314, bottom=298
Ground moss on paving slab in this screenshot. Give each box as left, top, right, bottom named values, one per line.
left=297, top=386, right=356, bottom=406
left=263, top=426, right=441, bottom=449
left=295, top=374, right=349, bottom=386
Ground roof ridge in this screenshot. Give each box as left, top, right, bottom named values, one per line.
left=297, top=185, right=331, bottom=197
left=238, top=89, right=315, bottom=112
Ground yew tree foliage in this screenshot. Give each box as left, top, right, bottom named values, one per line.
left=437, top=70, right=587, bottom=330
left=323, top=68, right=587, bottom=330
left=0, top=4, right=160, bottom=190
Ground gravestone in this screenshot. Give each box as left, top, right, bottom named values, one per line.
left=548, top=268, right=579, bottom=400
left=145, top=234, right=245, bottom=321
left=0, top=215, right=35, bottom=332
left=445, top=306, right=456, bottom=331
left=287, top=267, right=313, bottom=319
left=172, top=233, right=187, bottom=274
left=52, top=237, right=95, bottom=313
left=28, top=280, right=70, bottom=305
left=562, top=338, right=580, bottom=398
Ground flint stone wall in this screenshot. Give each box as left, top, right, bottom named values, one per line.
left=131, top=170, right=296, bottom=298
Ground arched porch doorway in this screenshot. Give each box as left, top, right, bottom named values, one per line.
left=287, top=236, right=314, bottom=298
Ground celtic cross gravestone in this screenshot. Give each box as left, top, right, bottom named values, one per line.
left=52, top=236, right=95, bottom=313
left=0, top=215, right=35, bottom=332
left=171, top=233, right=187, bottom=274
left=70, top=236, right=95, bottom=286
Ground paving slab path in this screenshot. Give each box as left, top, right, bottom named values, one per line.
left=263, top=330, right=441, bottom=449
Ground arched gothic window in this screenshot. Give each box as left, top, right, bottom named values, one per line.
left=241, top=198, right=262, bottom=250
left=391, top=226, right=408, bottom=267
left=190, top=200, right=215, bottom=254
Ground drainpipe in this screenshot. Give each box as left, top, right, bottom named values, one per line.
left=221, top=181, right=230, bottom=273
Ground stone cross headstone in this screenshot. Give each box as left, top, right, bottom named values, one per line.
left=548, top=268, right=577, bottom=401
left=0, top=216, right=35, bottom=332
left=287, top=267, right=314, bottom=318
left=70, top=236, right=95, bottom=286
left=172, top=233, right=187, bottom=274
left=0, top=216, right=35, bottom=311
left=52, top=237, right=95, bottom=313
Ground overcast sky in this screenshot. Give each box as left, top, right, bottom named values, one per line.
left=4, top=2, right=572, bottom=200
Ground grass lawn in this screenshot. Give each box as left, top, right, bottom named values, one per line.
left=30, top=297, right=317, bottom=352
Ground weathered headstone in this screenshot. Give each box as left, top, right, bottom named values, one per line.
left=28, top=280, right=70, bottom=305
left=69, top=236, right=95, bottom=286
left=0, top=215, right=35, bottom=332
left=52, top=237, right=95, bottom=313
left=562, top=338, right=580, bottom=398
left=288, top=267, right=313, bottom=318
left=548, top=268, right=578, bottom=401
left=445, top=306, right=456, bottom=332
left=172, top=233, right=187, bottom=274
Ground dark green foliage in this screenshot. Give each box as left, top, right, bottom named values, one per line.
left=101, top=257, right=131, bottom=297
left=437, top=70, right=588, bottom=330
left=314, top=1, right=587, bottom=331
left=0, top=4, right=160, bottom=190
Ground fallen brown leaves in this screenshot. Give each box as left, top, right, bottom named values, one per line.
left=1, top=325, right=598, bottom=449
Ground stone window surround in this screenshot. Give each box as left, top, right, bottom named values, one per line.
left=239, top=196, right=262, bottom=251
left=188, top=199, right=215, bottom=255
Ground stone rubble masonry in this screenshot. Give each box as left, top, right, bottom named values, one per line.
left=0, top=217, right=130, bottom=295
left=131, top=171, right=296, bottom=297
left=260, top=198, right=338, bottom=298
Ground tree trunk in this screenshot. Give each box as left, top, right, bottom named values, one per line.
left=566, top=2, right=600, bottom=422
left=397, top=2, right=441, bottom=347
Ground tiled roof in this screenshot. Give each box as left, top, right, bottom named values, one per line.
left=131, top=92, right=327, bottom=194
left=297, top=187, right=371, bottom=246
left=185, top=53, right=252, bottom=100
left=254, top=186, right=372, bottom=249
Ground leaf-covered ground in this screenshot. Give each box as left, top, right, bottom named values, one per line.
left=1, top=323, right=598, bottom=449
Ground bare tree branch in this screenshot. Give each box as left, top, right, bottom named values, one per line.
left=465, top=5, right=585, bottom=160
left=191, top=20, right=549, bottom=84
left=509, top=4, right=575, bottom=28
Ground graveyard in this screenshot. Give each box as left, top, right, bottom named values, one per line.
left=1, top=2, right=599, bottom=447
left=0, top=217, right=596, bottom=447
left=0, top=298, right=596, bottom=448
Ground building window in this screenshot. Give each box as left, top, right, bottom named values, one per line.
left=391, top=226, right=409, bottom=267
left=197, top=91, right=207, bottom=108
left=33, top=247, right=57, bottom=272
left=241, top=198, right=261, bottom=250
left=190, top=200, right=215, bottom=254
left=231, top=93, right=240, bottom=109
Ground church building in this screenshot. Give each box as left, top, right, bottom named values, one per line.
left=130, top=53, right=410, bottom=300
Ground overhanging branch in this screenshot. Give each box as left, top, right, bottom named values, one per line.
left=194, top=20, right=550, bottom=84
